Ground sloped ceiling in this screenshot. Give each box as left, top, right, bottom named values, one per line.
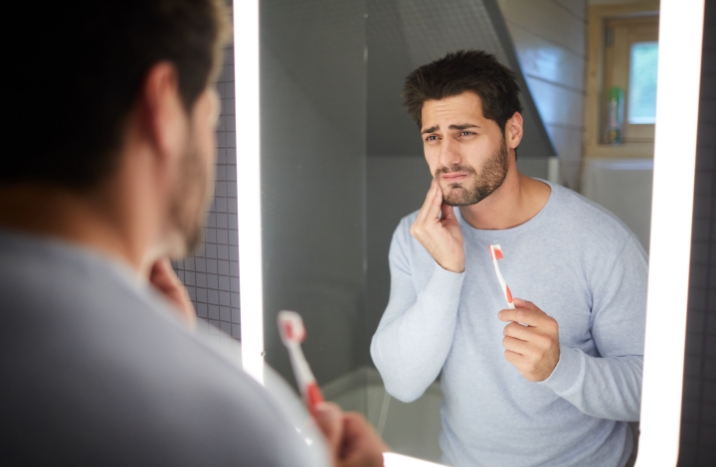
left=366, top=0, right=557, bottom=158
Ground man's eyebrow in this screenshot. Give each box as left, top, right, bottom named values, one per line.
left=420, top=123, right=481, bottom=134
left=449, top=123, right=480, bottom=131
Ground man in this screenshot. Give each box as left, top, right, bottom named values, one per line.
left=371, top=51, right=647, bottom=467
left=0, top=1, right=384, bottom=466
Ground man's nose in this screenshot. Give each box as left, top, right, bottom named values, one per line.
left=438, top=137, right=462, bottom=168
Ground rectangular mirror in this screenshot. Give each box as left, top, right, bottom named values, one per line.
left=175, top=0, right=707, bottom=465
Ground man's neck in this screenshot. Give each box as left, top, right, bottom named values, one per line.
left=459, top=171, right=551, bottom=230
left=0, top=184, right=147, bottom=274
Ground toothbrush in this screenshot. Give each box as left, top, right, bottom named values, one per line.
left=489, top=244, right=515, bottom=309
left=277, top=310, right=325, bottom=419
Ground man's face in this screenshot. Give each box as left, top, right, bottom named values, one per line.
left=169, top=87, right=220, bottom=256
left=421, top=91, right=509, bottom=206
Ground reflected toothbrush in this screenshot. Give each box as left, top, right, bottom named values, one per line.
left=277, top=310, right=325, bottom=419
left=489, top=244, right=515, bottom=309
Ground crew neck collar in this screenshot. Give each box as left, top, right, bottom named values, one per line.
left=455, top=179, right=558, bottom=239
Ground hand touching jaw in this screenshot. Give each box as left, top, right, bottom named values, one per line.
left=409, top=180, right=465, bottom=273
left=148, top=257, right=197, bottom=329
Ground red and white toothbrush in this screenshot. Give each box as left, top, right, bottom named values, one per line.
left=277, top=310, right=325, bottom=419
left=489, top=244, right=515, bottom=309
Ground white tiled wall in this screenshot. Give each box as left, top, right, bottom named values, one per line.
left=498, top=0, right=587, bottom=189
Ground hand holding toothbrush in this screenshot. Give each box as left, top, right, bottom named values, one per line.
left=488, top=245, right=560, bottom=382
left=314, top=402, right=387, bottom=467
left=499, top=299, right=561, bottom=382
left=278, top=311, right=386, bottom=467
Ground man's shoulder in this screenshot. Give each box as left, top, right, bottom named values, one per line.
left=0, top=234, right=246, bottom=396
left=0, top=234, right=318, bottom=466
left=549, top=184, right=638, bottom=243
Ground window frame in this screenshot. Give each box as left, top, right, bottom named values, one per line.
left=585, top=1, right=660, bottom=159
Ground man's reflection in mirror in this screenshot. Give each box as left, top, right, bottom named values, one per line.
left=371, top=51, right=647, bottom=467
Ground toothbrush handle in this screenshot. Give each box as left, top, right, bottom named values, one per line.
left=305, top=381, right=325, bottom=419
left=505, top=285, right=516, bottom=309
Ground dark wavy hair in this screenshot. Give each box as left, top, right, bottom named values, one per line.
left=403, top=50, right=523, bottom=133
left=4, top=0, right=231, bottom=189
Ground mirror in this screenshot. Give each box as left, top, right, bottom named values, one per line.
left=182, top=0, right=704, bottom=465
left=249, top=0, right=660, bottom=464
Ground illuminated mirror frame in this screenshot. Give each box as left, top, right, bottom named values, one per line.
left=234, top=0, right=264, bottom=385
left=636, top=0, right=704, bottom=465
left=234, top=0, right=706, bottom=464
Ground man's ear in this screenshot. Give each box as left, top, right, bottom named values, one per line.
left=505, top=112, right=524, bottom=150
left=139, top=62, right=187, bottom=166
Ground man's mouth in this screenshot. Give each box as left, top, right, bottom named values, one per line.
left=441, top=173, right=469, bottom=182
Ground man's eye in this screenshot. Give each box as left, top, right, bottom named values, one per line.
left=460, top=131, right=475, bottom=136
left=425, top=135, right=438, bottom=142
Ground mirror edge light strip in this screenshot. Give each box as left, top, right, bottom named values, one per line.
left=636, top=1, right=705, bottom=466
left=233, top=0, right=265, bottom=385
left=383, top=452, right=448, bottom=467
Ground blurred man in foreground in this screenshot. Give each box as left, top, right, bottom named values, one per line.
left=0, top=1, right=384, bottom=465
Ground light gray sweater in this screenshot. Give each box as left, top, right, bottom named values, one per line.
left=371, top=182, right=647, bottom=467
left=0, top=231, right=328, bottom=466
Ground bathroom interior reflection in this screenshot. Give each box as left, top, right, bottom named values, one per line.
left=174, top=0, right=664, bottom=463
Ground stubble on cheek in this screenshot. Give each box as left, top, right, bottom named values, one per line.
left=434, top=166, right=478, bottom=206
left=434, top=139, right=509, bottom=207
left=169, top=139, right=209, bottom=258
left=441, top=178, right=476, bottom=206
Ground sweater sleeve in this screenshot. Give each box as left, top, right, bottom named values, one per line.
left=539, top=234, right=647, bottom=421
left=370, top=218, right=465, bottom=402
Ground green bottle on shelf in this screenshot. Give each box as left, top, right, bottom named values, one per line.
left=605, top=87, right=624, bottom=144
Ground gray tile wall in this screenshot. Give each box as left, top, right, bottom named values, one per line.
left=173, top=29, right=240, bottom=339
left=679, top=1, right=716, bottom=465
left=259, top=0, right=367, bottom=387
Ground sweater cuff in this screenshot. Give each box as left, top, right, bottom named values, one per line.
left=538, top=346, right=585, bottom=395
left=428, top=261, right=465, bottom=293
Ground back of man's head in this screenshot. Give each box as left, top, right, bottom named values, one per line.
left=402, top=50, right=523, bottom=133
left=6, top=0, right=230, bottom=191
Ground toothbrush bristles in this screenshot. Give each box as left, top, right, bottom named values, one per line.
left=490, top=245, right=504, bottom=260
left=278, top=310, right=306, bottom=343
left=282, top=322, right=293, bottom=340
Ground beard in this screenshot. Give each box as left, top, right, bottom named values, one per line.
left=436, top=138, right=509, bottom=207
left=169, top=135, right=213, bottom=257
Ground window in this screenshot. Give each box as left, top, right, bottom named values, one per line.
left=628, top=41, right=659, bottom=124
left=602, top=14, right=659, bottom=144
left=585, top=1, right=661, bottom=159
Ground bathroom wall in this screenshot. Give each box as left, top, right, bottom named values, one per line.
left=258, top=0, right=368, bottom=387
left=498, top=0, right=588, bottom=189
left=173, top=4, right=240, bottom=340
left=679, top=1, right=716, bottom=465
